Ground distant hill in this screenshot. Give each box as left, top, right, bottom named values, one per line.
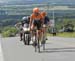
left=0, top=0, right=75, bottom=6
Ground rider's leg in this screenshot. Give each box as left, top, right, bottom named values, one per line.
left=37, top=30, right=41, bottom=46
left=19, top=28, right=23, bottom=41
left=44, top=27, right=48, bottom=40
left=20, top=32, right=23, bottom=41
left=42, top=25, right=46, bottom=40
left=30, top=24, right=34, bottom=42
left=43, top=24, right=48, bottom=40
left=37, top=30, right=41, bottom=40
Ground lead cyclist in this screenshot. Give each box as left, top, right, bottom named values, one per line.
left=29, top=7, right=44, bottom=46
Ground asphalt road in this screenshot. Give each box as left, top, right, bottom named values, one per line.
left=1, top=36, right=75, bottom=61
left=0, top=36, right=4, bottom=61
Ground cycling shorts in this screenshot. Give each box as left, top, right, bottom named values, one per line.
left=32, top=20, right=42, bottom=30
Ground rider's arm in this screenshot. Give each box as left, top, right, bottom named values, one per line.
left=46, top=16, right=50, bottom=26
left=14, top=23, right=19, bottom=30
left=40, top=15, right=44, bottom=25
left=15, top=22, right=21, bottom=28
left=15, top=23, right=19, bottom=27
left=29, top=15, right=33, bottom=27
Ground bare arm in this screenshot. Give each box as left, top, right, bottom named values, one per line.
left=29, top=15, right=33, bottom=28
left=15, top=22, right=21, bottom=29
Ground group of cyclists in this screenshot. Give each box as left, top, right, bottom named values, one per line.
left=15, top=7, right=50, bottom=46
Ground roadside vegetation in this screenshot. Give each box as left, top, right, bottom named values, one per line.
left=0, top=15, right=75, bottom=37
left=47, top=32, right=75, bottom=38
left=1, top=26, right=18, bottom=37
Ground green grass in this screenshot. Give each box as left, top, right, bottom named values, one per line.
left=47, top=32, right=75, bottom=38
left=57, top=32, right=75, bottom=38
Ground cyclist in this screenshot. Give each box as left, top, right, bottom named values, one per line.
left=41, top=11, right=50, bottom=40
left=30, top=7, right=43, bottom=46
left=15, top=16, right=30, bottom=41
left=22, top=16, right=30, bottom=28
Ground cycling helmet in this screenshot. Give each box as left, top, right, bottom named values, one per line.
left=41, top=11, right=47, bottom=16
left=22, top=16, right=28, bottom=21
left=22, top=16, right=30, bottom=24
left=33, top=7, right=40, bottom=13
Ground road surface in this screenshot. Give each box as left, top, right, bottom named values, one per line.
left=0, top=35, right=4, bottom=61
left=1, top=36, right=75, bottom=61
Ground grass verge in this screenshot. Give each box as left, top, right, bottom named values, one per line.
left=47, top=32, right=75, bottom=38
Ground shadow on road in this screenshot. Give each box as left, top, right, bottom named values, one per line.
left=40, top=47, right=75, bottom=53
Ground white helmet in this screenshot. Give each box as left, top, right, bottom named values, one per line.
left=22, top=16, right=28, bottom=21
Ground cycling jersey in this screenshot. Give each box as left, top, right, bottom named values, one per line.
left=30, top=13, right=43, bottom=30
left=30, top=13, right=43, bottom=23
left=43, top=16, right=49, bottom=24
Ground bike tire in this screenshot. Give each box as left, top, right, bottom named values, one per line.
left=37, top=39, right=40, bottom=53
left=35, top=34, right=37, bottom=52
left=43, top=40, right=46, bottom=50
left=23, top=33, right=26, bottom=45
left=27, top=34, right=31, bottom=45
left=42, top=35, right=46, bottom=50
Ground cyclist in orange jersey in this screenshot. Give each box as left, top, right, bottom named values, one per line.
left=30, top=8, right=43, bottom=30
left=30, top=7, right=44, bottom=46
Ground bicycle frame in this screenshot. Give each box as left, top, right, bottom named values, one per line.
left=33, top=29, right=46, bottom=53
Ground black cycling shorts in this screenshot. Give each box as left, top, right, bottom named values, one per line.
left=33, top=20, right=42, bottom=30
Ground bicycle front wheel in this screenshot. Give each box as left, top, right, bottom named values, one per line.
left=37, top=39, right=40, bottom=53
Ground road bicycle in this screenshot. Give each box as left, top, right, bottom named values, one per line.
left=33, top=28, right=46, bottom=53
left=23, top=24, right=31, bottom=45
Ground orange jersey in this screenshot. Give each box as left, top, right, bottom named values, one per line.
left=30, top=13, right=43, bottom=21
left=40, top=13, right=45, bottom=19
